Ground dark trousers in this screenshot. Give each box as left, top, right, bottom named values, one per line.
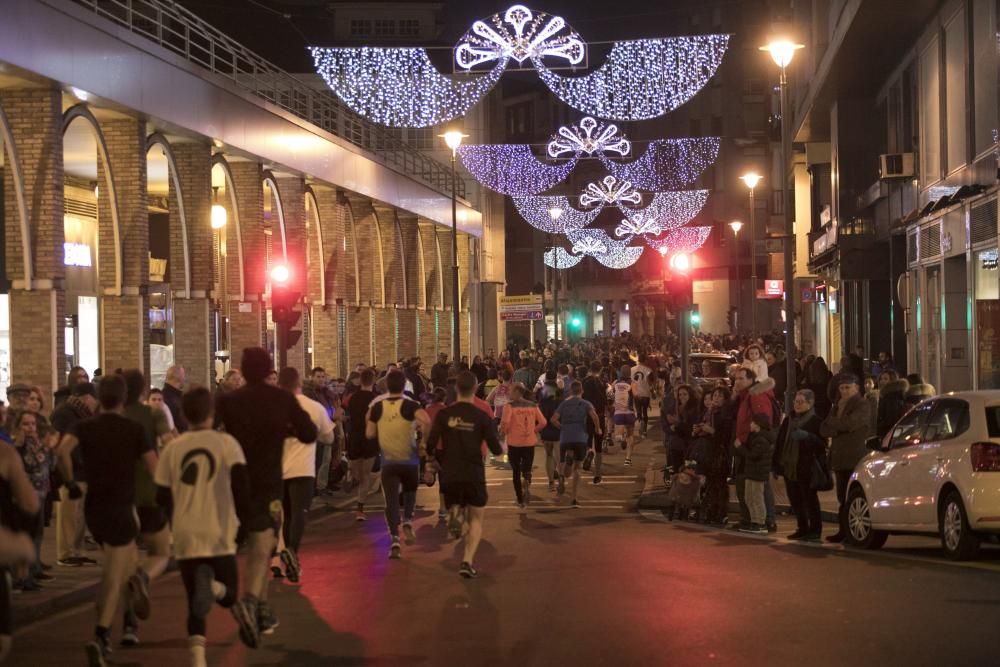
left=281, top=477, right=315, bottom=552
left=179, top=555, right=238, bottom=636
left=381, top=463, right=418, bottom=537
left=667, top=448, right=686, bottom=474
left=509, top=447, right=535, bottom=503
left=704, top=474, right=729, bottom=522
left=635, top=397, right=650, bottom=430
left=834, top=470, right=852, bottom=534
left=786, top=479, right=822, bottom=533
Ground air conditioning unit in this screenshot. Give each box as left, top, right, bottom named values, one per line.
left=880, top=153, right=915, bottom=179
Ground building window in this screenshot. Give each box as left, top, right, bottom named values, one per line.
left=919, top=36, right=941, bottom=182
left=975, top=247, right=1000, bottom=388
left=972, top=0, right=997, bottom=156
left=374, top=19, right=396, bottom=36
left=350, top=19, right=371, bottom=36
left=944, top=9, right=967, bottom=171
left=399, top=19, right=419, bottom=36
left=506, top=101, right=533, bottom=140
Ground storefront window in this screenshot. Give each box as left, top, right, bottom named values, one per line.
left=975, top=248, right=1000, bottom=388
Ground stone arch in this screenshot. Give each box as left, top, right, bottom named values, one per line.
left=394, top=217, right=408, bottom=307
left=145, top=133, right=191, bottom=298
left=63, top=104, right=122, bottom=294
left=210, top=155, right=246, bottom=300
left=413, top=223, right=427, bottom=309
left=343, top=203, right=361, bottom=305
left=262, top=171, right=287, bottom=265
left=0, top=101, right=32, bottom=287
left=373, top=206, right=406, bottom=307
left=304, top=186, right=325, bottom=305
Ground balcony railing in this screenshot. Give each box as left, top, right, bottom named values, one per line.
left=67, top=0, right=466, bottom=198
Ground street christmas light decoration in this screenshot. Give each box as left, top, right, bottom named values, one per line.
left=547, top=116, right=631, bottom=158
left=601, top=137, right=720, bottom=191
left=622, top=189, right=710, bottom=232
left=455, top=4, right=585, bottom=70
left=309, top=47, right=507, bottom=128
left=579, top=176, right=642, bottom=208
left=543, top=246, right=583, bottom=268
left=645, top=226, right=713, bottom=255
left=567, top=228, right=644, bottom=269
left=614, top=213, right=663, bottom=238
left=534, top=35, right=730, bottom=120
left=457, top=144, right=578, bottom=196
left=512, top=195, right=600, bottom=232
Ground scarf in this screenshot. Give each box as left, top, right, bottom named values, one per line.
left=780, top=409, right=815, bottom=482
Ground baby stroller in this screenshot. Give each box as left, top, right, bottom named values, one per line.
left=666, top=461, right=705, bottom=522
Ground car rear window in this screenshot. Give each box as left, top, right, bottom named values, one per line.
left=986, top=406, right=1000, bottom=437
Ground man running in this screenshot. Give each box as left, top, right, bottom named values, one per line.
left=550, top=381, right=602, bottom=507
left=581, top=361, right=609, bottom=485
left=346, top=369, right=380, bottom=521
left=611, top=366, right=639, bottom=466
left=56, top=374, right=157, bottom=666
left=215, top=347, right=317, bottom=645
left=630, top=354, right=653, bottom=438
left=154, top=386, right=252, bottom=664
left=427, top=371, right=502, bottom=578
left=366, top=370, right=430, bottom=559
left=499, top=384, right=546, bottom=508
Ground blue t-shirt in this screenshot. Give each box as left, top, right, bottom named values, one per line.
left=555, top=397, right=593, bottom=445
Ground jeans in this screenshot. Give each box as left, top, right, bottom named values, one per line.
left=381, top=462, right=418, bottom=537
left=745, top=479, right=766, bottom=525
left=314, top=444, right=332, bottom=491
left=281, top=477, right=315, bottom=552
left=179, top=556, right=238, bottom=636
left=508, top=447, right=535, bottom=503
left=787, top=479, right=822, bottom=533
left=736, top=476, right=776, bottom=525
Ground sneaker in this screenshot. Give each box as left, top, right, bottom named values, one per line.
left=257, top=600, right=279, bottom=635
left=57, top=557, right=82, bottom=567
left=191, top=564, right=216, bottom=617
left=402, top=522, right=416, bottom=545
left=458, top=561, right=478, bottom=579
left=389, top=537, right=401, bottom=559
left=593, top=476, right=602, bottom=485
left=231, top=598, right=260, bottom=648
left=729, top=522, right=749, bottom=531
left=280, top=549, right=301, bottom=583
left=355, top=510, right=367, bottom=522
left=85, top=636, right=111, bottom=667
left=271, top=565, right=285, bottom=579
left=624, top=458, right=632, bottom=467
left=766, top=522, right=778, bottom=533
left=802, top=532, right=822, bottom=542
left=119, top=626, right=139, bottom=647
left=738, top=523, right=762, bottom=534
left=557, top=475, right=566, bottom=496
left=447, top=513, right=463, bottom=540
left=127, top=571, right=151, bottom=621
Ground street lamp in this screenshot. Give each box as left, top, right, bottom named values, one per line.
left=440, top=128, right=468, bottom=368
left=729, top=220, right=743, bottom=332
left=740, top=172, right=762, bottom=334
left=547, top=206, right=563, bottom=344
left=762, top=37, right=803, bottom=415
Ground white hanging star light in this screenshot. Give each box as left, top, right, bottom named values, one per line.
left=543, top=247, right=583, bottom=268
left=457, top=144, right=578, bottom=196
left=601, top=137, right=720, bottom=191
left=533, top=35, right=730, bottom=120
left=579, top=176, right=642, bottom=208
left=512, top=195, right=601, bottom=232
left=310, top=47, right=506, bottom=128
left=646, top=226, right=713, bottom=255
left=548, top=117, right=631, bottom=158
left=623, top=190, right=710, bottom=232
left=455, top=4, right=585, bottom=70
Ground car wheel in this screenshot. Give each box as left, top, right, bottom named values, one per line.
left=940, top=490, right=981, bottom=561
left=845, top=487, right=888, bottom=550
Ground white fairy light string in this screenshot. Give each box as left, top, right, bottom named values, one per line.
left=455, top=4, right=585, bottom=70
left=601, top=137, right=720, bottom=191
left=579, top=176, right=642, bottom=208
left=310, top=47, right=506, bottom=128
left=512, top=195, right=600, bottom=232
left=457, top=144, right=578, bottom=196
left=543, top=247, right=583, bottom=268
left=533, top=35, right=730, bottom=120
left=622, top=190, right=710, bottom=232
left=548, top=117, right=630, bottom=158
left=645, top=226, right=713, bottom=254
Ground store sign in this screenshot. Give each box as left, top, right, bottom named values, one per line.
left=765, top=280, right=783, bottom=297
left=500, top=294, right=544, bottom=321
left=63, top=242, right=92, bottom=267
left=981, top=249, right=998, bottom=271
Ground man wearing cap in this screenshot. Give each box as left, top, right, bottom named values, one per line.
left=820, top=374, right=872, bottom=543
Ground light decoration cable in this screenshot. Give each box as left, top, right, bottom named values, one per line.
left=622, top=190, right=710, bottom=232
left=533, top=35, right=730, bottom=120
left=645, top=226, right=713, bottom=255
left=543, top=247, right=583, bottom=268
left=310, top=47, right=507, bottom=128
left=457, top=144, right=578, bottom=196
left=512, top=195, right=600, bottom=232
left=579, top=176, right=642, bottom=208
left=455, top=4, right=585, bottom=70
left=567, top=228, right=644, bottom=269
left=601, top=137, right=720, bottom=191
left=547, top=116, right=630, bottom=158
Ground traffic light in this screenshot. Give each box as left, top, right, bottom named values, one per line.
left=690, top=305, right=701, bottom=330
left=665, top=252, right=694, bottom=312
left=570, top=315, right=582, bottom=329
left=270, top=265, right=303, bottom=360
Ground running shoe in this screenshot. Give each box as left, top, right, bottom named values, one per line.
left=191, top=564, right=216, bottom=617
left=355, top=510, right=367, bottom=522
left=85, top=635, right=111, bottom=667
left=257, top=600, right=279, bottom=635
left=119, top=626, right=139, bottom=647
left=402, top=522, right=416, bottom=545
left=447, top=512, right=463, bottom=540
left=582, top=450, right=595, bottom=471
left=231, top=598, right=260, bottom=648
left=127, top=571, right=151, bottom=621
left=624, top=458, right=632, bottom=467
left=280, top=549, right=301, bottom=583
left=593, top=476, right=602, bottom=485
left=389, top=537, right=401, bottom=559
left=458, top=562, right=478, bottom=579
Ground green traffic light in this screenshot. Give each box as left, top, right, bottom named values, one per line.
left=691, top=312, right=701, bottom=324
left=571, top=316, right=582, bottom=328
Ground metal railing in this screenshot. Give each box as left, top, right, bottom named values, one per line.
left=67, top=0, right=466, bottom=198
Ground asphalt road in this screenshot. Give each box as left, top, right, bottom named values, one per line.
left=10, top=437, right=1000, bottom=667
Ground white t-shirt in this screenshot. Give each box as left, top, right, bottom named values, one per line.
left=613, top=381, right=635, bottom=415
left=283, top=394, right=335, bottom=480
left=154, top=429, right=245, bottom=560
left=631, top=364, right=652, bottom=398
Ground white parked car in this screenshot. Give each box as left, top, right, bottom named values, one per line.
left=845, top=391, right=1000, bottom=560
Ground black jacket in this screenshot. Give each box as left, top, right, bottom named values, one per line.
left=162, top=382, right=188, bottom=433
left=735, top=428, right=776, bottom=482
left=773, top=413, right=825, bottom=481
left=876, top=379, right=909, bottom=438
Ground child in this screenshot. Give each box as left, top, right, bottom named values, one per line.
left=666, top=461, right=703, bottom=521
left=154, top=386, right=256, bottom=663
left=736, top=413, right=776, bottom=535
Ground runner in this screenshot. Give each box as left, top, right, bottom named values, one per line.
left=215, top=347, right=317, bottom=644
left=630, top=354, right=653, bottom=439
left=499, top=383, right=546, bottom=508
left=537, top=372, right=563, bottom=491
left=345, top=369, right=379, bottom=521
left=611, top=366, right=639, bottom=466
left=365, top=370, right=430, bottom=559
left=426, top=371, right=502, bottom=578
left=581, top=361, right=609, bottom=485
left=55, top=374, right=157, bottom=666
left=550, top=381, right=602, bottom=507
left=153, top=386, right=253, bottom=665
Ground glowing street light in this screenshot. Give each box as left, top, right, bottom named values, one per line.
left=441, top=129, right=469, bottom=154
left=440, top=128, right=469, bottom=366
left=740, top=172, right=763, bottom=190
left=761, top=39, right=804, bottom=70
left=729, top=220, right=743, bottom=235
left=211, top=203, right=227, bottom=229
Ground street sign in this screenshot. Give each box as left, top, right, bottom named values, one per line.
left=500, top=294, right=544, bottom=321
left=756, top=280, right=784, bottom=300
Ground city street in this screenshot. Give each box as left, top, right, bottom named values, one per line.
left=11, top=437, right=1000, bottom=667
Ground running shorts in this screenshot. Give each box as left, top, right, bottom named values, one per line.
left=84, top=503, right=138, bottom=547
left=613, top=413, right=637, bottom=426
left=559, top=442, right=588, bottom=462
left=244, top=495, right=282, bottom=534
left=136, top=505, right=169, bottom=534
left=441, top=481, right=488, bottom=508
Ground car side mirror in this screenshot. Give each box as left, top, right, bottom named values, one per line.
left=865, top=436, right=884, bottom=451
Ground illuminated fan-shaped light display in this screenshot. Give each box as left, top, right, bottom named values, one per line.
left=579, top=176, right=642, bottom=208
left=567, top=229, right=644, bottom=269
left=601, top=137, right=720, bottom=191
left=455, top=4, right=585, bottom=69
left=543, top=247, right=583, bottom=268
left=623, top=190, right=710, bottom=232
left=548, top=117, right=631, bottom=158
left=615, top=214, right=663, bottom=238
left=646, top=226, right=713, bottom=255
left=310, top=47, right=506, bottom=128
left=457, top=144, right=578, bottom=196
left=533, top=35, right=730, bottom=120
left=512, top=195, right=600, bottom=232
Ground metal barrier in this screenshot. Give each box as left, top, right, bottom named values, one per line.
left=67, top=0, right=465, bottom=198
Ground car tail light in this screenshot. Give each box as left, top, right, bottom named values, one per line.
left=971, top=443, right=1000, bottom=472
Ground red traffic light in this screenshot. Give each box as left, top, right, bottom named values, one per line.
left=669, top=252, right=692, bottom=273
left=270, top=264, right=290, bottom=284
